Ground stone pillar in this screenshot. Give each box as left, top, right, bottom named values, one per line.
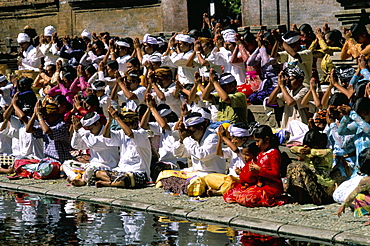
left=161, top=0, right=188, bottom=32
left=58, top=1, right=73, bottom=36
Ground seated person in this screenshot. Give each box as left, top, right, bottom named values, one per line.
left=63, top=112, right=118, bottom=186
left=268, top=67, right=312, bottom=129
left=202, top=70, right=248, bottom=124
left=95, top=107, right=151, bottom=188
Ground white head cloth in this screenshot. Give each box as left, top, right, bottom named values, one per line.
left=183, top=116, right=205, bottom=127
left=81, top=29, right=92, bottom=40
left=17, top=33, right=31, bottom=43
left=175, top=34, right=195, bottom=44
left=219, top=74, right=236, bottom=85
left=282, top=35, right=300, bottom=44
left=157, top=37, right=166, bottom=47
left=158, top=108, right=172, bottom=117
left=222, top=29, right=236, bottom=43
left=228, top=125, right=250, bottom=137
left=44, top=26, right=56, bottom=36
left=143, top=34, right=158, bottom=45
left=149, top=54, right=161, bottom=63
left=81, top=112, right=100, bottom=127
left=194, top=108, right=212, bottom=120
left=0, top=75, right=7, bottom=83
left=91, top=83, right=105, bottom=91
left=116, top=41, right=130, bottom=48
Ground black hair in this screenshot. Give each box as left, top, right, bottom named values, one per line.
left=359, top=148, right=370, bottom=175
left=18, top=77, right=33, bottom=91
left=350, top=22, right=369, bottom=39
left=84, top=64, right=97, bottom=75
left=85, top=95, right=100, bottom=107
left=83, top=112, right=98, bottom=121
left=46, top=64, right=56, bottom=72
left=353, top=97, right=370, bottom=115
left=263, top=31, right=275, bottom=46
left=71, top=37, right=86, bottom=50
left=93, top=40, right=105, bottom=49
left=62, top=65, right=77, bottom=78
left=299, top=24, right=313, bottom=34
left=92, top=80, right=105, bottom=89
left=126, top=57, right=140, bottom=67
left=63, top=72, right=76, bottom=82
left=325, top=30, right=343, bottom=48
left=53, top=94, right=67, bottom=104
left=107, top=60, right=119, bottom=70
left=188, top=29, right=201, bottom=40
left=122, top=37, right=133, bottom=46
left=328, top=93, right=349, bottom=106
left=303, top=129, right=328, bottom=149
left=233, top=122, right=249, bottom=129
left=242, top=140, right=260, bottom=157
left=253, top=125, right=279, bottom=148
left=243, top=32, right=256, bottom=44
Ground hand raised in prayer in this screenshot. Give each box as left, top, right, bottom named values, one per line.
left=291, top=24, right=298, bottom=32
left=34, top=100, right=42, bottom=115
left=178, top=121, right=191, bottom=142
left=77, top=65, right=83, bottom=77
left=92, top=32, right=98, bottom=41
left=107, top=106, right=119, bottom=119
left=271, top=29, right=281, bottom=41
left=72, top=116, right=82, bottom=131
left=329, top=69, right=338, bottom=86
left=109, top=39, right=115, bottom=52
left=73, top=94, right=82, bottom=109
left=133, top=38, right=141, bottom=49
left=145, top=94, right=156, bottom=109
left=39, top=34, right=45, bottom=45
left=194, top=40, right=202, bottom=52
left=86, top=43, right=92, bottom=52
left=114, top=71, right=121, bottom=80
left=98, top=61, right=105, bottom=72
left=338, top=104, right=351, bottom=117
left=322, top=23, right=330, bottom=33
left=214, top=34, right=223, bottom=48
left=277, top=71, right=286, bottom=88
left=326, top=106, right=337, bottom=124
left=315, top=27, right=324, bottom=40
left=168, top=33, right=177, bottom=48
left=209, top=68, right=218, bottom=84
left=309, top=77, right=317, bottom=92
left=180, top=102, right=189, bottom=117
left=342, top=27, right=352, bottom=40
left=218, top=125, right=227, bottom=138
left=194, top=71, right=202, bottom=84
left=11, top=92, right=19, bottom=106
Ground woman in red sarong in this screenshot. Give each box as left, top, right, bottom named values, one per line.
left=223, top=125, right=285, bottom=207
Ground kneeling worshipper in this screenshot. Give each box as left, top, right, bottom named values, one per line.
left=62, top=112, right=119, bottom=186
left=156, top=112, right=226, bottom=196
left=94, top=107, right=151, bottom=188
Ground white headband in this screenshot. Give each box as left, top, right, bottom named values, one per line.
left=183, top=116, right=205, bottom=127
left=228, top=125, right=250, bottom=137
left=91, top=84, right=105, bottom=91
left=17, top=33, right=31, bottom=43
left=81, top=112, right=100, bottom=127
left=175, top=34, right=195, bottom=44
left=116, top=41, right=130, bottom=48
left=143, top=34, right=158, bottom=45
left=0, top=75, right=7, bottom=83
left=222, top=29, right=236, bottom=43
left=194, top=108, right=211, bottom=120
left=282, top=35, right=300, bottom=45
left=81, top=29, right=92, bottom=40
left=219, top=74, right=236, bottom=85
left=149, top=54, right=161, bottom=63
left=44, top=25, right=56, bottom=36
left=158, top=108, right=172, bottom=117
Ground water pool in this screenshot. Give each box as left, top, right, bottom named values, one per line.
left=0, top=190, right=327, bottom=245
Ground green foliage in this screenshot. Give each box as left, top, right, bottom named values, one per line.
left=222, top=0, right=241, bottom=15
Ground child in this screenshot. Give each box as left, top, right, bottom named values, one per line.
left=337, top=148, right=370, bottom=225
left=223, top=125, right=285, bottom=207
left=287, top=129, right=334, bottom=205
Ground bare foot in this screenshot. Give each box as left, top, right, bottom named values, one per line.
left=111, top=181, right=125, bottom=187
left=207, top=189, right=221, bottom=197
left=364, top=220, right=370, bottom=226
left=71, top=178, right=86, bottom=186
left=95, top=180, right=111, bottom=188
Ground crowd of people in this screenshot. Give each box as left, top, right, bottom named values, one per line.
left=2, top=15, right=370, bottom=225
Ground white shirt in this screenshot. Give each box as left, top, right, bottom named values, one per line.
left=170, top=50, right=199, bottom=84
left=151, top=83, right=182, bottom=117
left=222, top=147, right=245, bottom=177
left=117, top=54, right=131, bottom=74
left=108, top=128, right=152, bottom=177
left=0, top=116, right=43, bottom=159
left=71, top=127, right=119, bottom=168
left=173, top=128, right=226, bottom=174
left=115, top=85, right=146, bottom=111
left=80, top=51, right=106, bottom=66
left=0, top=82, right=13, bottom=108
left=36, top=43, right=59, bottom=67
left=19, top=45, right=41, bottom=72
left=149, top=122, right=185, bottom=164
left=0, top=130, right=12, bottom=154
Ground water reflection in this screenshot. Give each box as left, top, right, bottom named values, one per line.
left=0, top=190, right=328, bottom=245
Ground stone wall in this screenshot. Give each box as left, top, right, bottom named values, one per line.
left=241, top=0, right=345, bottom=30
